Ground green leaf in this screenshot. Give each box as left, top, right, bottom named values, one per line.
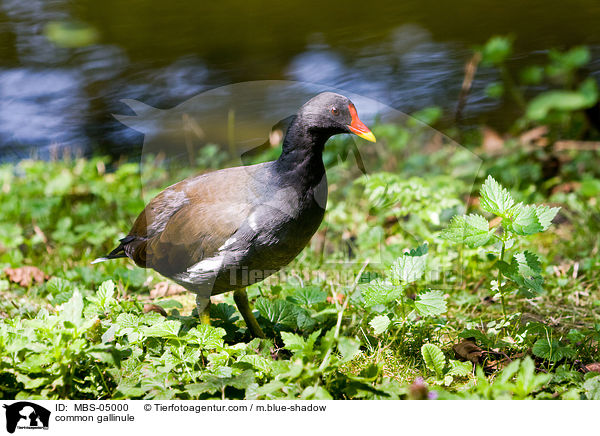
left=255, top=298, right=299, bottom=330
left=547, top=46, right=591, bottom=78
left=186, top=370, right=255, bottom=395
left=46, top=277, right=72, bottom=296
left=237, top=355, right=272, bottom=375
left=281, top=331, right=304, bottom=349
left=566, top=329, right=585, bottom=343
left=532, top=338, right=575, bottom=362
left=584, top=375, right=600, bottom=400
left=497, top=359, right=521, bottom=384
left=411, top=107, right=442, bottom=125
left=338, top=337, right=360, bottom=363
left=526, top=78, right=598, bottom=120
left=512, top=357, right=552, bottom=398
left=440, top=213, right=493, bottom=248
left=421, top=344, right=446, bottom=377
left=508, top=204, right=543, bottom=235
left=535, top=205, right=560, bottom=231
left=459, top=329, right=493, bottom=346
left=448, top=360, right=473, bottom=377
left=520, top=65, right=544, bottom=85
left=485, top=82, right=504, bottom=98
left=281, top=330, right=320, bottom=361
left=520, top=251, right=542, bottom=274
left=532, top=338, right=555, bottom=361
left=406, top=243, right=429, bottom=257
left=188, top=324, right=226, bottom=349
left=0, top=223, right=24, bottom=249
left=144, top=320, right=181, bottom=338
left=288, top=286, right=328, bottom=306
left=580, top=179, right=600, bottom=197
left=210, top=303, right=239, bottom=324
left=295, top=307, right=316, bottom=330
left=58, top=290, right=84, bottom=327
left=480, top=36, right=513, bottom=66
left=369, top=315, right=391, bottom=335
left=115, top=313, right=140, bottom=329
left=499, top=251, right=544, bottom=297
left=97, top=280, right=115, bottom=307
left=52, top=290, right=74, bottom=305
left=101, top=324, right=118, bottom=343
left=45, top=20, right=99, bottom=48
left=415, top=290, right=447, bottom=317
left=360, top=279, right=404, bottom=306
left=551, top=46, right=590, bottom=70
left=479, top=175, right=515, bottom=218
left=391, top=250, right=427, bottom=284
left=300, top=386, right=333, bottom=400
left=508, top=204, right=559, bottom=235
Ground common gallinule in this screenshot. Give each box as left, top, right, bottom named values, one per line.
left=94, top=92, right=375, bottom=337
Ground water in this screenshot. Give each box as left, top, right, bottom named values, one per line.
left=1, top=0, right=600, bottom=160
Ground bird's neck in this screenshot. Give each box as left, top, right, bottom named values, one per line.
left=275, top=118, right=328, bottom=187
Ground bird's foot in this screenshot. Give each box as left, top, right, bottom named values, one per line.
left=199, top=310, right=211, bottom=325
left=233, top=288, right=266, bottom=338
left=196, top=294, right=211, bottom=325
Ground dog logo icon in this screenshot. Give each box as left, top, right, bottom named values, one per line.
left=3, top=402, right=51, bottom=433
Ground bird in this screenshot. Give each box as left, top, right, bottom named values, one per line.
left=94, top=92, right=376, bottom=338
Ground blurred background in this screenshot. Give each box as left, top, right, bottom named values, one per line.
left=2, top=0, right=600, bottom=161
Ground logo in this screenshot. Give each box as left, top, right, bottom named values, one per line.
left=2, top=402, right=50, bottom=434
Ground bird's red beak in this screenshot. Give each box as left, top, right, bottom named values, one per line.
left=347, top=103, right=376, bottom=142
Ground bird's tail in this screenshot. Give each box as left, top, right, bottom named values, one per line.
left=91, top=236, right=134, bottom=264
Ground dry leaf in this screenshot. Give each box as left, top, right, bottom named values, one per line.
left=489, top=216, right=502, bottom=229
left=32, top=225, right=48, bottom=244
left=453, top=339, right=483, bottom=364
left=149, top=281, right=186, bottom=299
left=210, top=294, right=226, bottom=304
left=585, top=363, right=600, bottom=374
left=467, top=196, right=480, bottom=208
left=143, top=304, right=167, bottom=317
left=519, top=126, right=548, bottom=145
left=482, top=127, right=504, bottom=154
left=4, top=266, right=48, bottom=287
left=554, top=140, right=600, bottom=152
left=327, top=294, right=344, bottom=304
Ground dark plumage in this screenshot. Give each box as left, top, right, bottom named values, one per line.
left=95, top=92, right=375, bottom=337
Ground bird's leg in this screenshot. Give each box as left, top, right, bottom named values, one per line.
left=233, top=289, right=265, bottom=338
left=195, top=294, right=211, bottom=325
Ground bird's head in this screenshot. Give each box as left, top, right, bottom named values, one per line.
left=298, top=92, right=376, bottom=143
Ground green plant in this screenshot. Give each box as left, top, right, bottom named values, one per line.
left=360, top=244, right=447, bottom=336
left=420, top=343, right=472, bottom=386
left=441, top=175, right=559, bottom=322
left=445, top=357, right=552, bottom=399
left=477, top=35, right=599, bottom=136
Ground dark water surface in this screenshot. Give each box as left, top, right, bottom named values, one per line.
left=1, top=0, right=600, bottom=160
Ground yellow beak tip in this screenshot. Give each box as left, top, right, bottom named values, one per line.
left=357, top=131, right=377, bottom=143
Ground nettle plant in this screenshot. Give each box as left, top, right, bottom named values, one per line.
left=359, top=244, right=448, bottom=336
left=420, top=343, right=473, bottom=387
left=441, top=175, right=560, bottom=320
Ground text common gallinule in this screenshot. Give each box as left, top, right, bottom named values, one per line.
left=95, top=92, right=375, bottom=337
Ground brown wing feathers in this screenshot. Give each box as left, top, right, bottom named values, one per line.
left=105, top=166, right=259, bottom=275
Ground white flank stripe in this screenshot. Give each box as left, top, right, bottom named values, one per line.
left=187, top=255, right=224, bottom=273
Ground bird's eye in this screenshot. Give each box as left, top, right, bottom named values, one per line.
left=331, top=107, right=339, bottom=115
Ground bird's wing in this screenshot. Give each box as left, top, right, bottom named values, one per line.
left=124, top=164, right=267, bottom=276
